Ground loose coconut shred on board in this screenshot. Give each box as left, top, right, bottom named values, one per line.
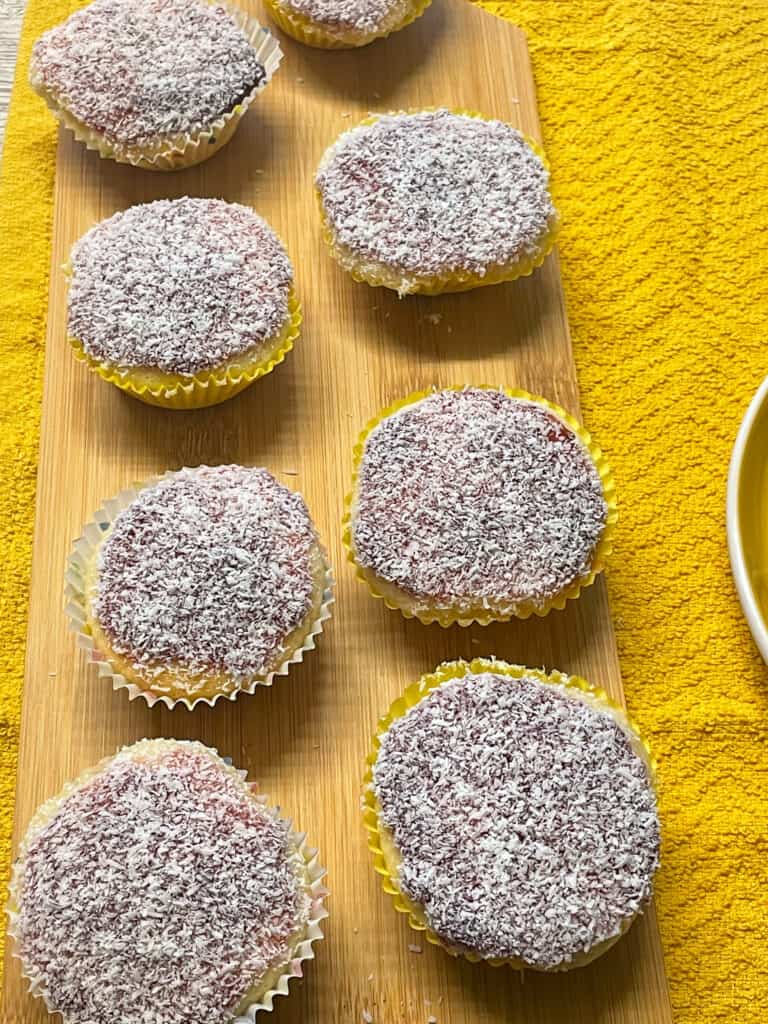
left=352, top=388, right=607, bottom=613
left=12, top=741, right=310, bottom=1024
left=94, top=466, right=318, bottom=684
left=372, top=672, right=660, bottom=968
left=68, top=198, right=293, bottom=377
left=30, top=0, right=266, bottom=146
left=315, top=109, right=556, bottom=282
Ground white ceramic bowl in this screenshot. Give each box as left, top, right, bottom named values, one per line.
left=727, top=374, right=768, bottom=663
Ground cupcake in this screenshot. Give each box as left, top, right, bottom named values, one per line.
left=29, top=0, right=281, bottom=170
left=7, top=739, right=328, bottom=1022
left=315, top=109, right=559, bottom=295
left=264, top=0, right=430, bottom=49
left=344, top=386, right=615, bottom=625
left=66, top=198, right=301, bottom=409
left=66, top=465, right=333, bottom=708
left=364, top=659, right=660, bottom=970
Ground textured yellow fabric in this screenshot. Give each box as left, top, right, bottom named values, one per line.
left=1, top=1, right=767, bottom=1020
left=493, top=5, right=768, bottom=1020
left=0, top=0, right=69, bottom=988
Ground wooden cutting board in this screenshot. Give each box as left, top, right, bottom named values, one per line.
left=2, top=1, right=674, bottom=1020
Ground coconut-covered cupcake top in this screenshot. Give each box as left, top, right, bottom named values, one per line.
left=30, top=0, right=268, bottom=147
left=316, top=109, right=556, bottom=288
left=93, top=466, right=320, bottom=685
left=371, top=670, right=660, bottom=968
left=68, top=198, right=293, bottom=377
left=10, top=739, right=311, bottom=1024
left=276, top=0, right=413, bottom=34
left=351, top=388, right=608, bottom=616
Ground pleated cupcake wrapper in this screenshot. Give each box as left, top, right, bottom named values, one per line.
left=67, top=289, right=302, bottom=409
left=64, top=470, right=334, bottom=711
left=235, top=805, right=328, bottom=1019
left=342, top=385, right=617, bottom=626
left=317, top=108, right=559, bottom=295
left=362, top=657, right=657, bottom=971
left=6, top=739, right=329, bottom=1020
left=30, top=5, right=282, bottom=171
left=263, top=0, right=431, bottom=49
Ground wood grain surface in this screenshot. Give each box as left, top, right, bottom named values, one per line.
left=3, top=2, right=674, bottom=1020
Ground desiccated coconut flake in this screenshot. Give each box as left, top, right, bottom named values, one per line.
left=94, top=465, right=318, bottom=688
left=372, top=671, right=660, bottom=968
left=31, top=0, right=267, bottom=146
left=68, top=198, right=292, bottom=376
left=13, top=740, right=310, bottom=1024
left=352, top=388, right=607, bottom=614
left=316, top=109, right=556, bottom=279
left=277, top=0, right=412, bottom=34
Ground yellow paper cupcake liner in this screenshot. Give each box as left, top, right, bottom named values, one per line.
left=264, top=0, right=431, bottom=49
left=342, top=385, right=617, bottom=626
left=64, top=470, right=334, bottom=710
left=316, top=109, right=559, bottom=295
left=362, top=657, right=657, bottom=970
left=29, top=4, right=282, bottom=171
left=7, top=739, right=329, bottom=1017
left=68, top=289, right=302, bottom=410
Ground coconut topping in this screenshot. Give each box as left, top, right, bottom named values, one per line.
left=68, top=198, right=293, bottom=377
left=30, top=0, right=267, bottom=146
left=94, top=466, right=319, bottom=685
left=372, top=671, right=660, bottom=967
left=351, top=388, right=608, bottom=614
left=12, top=740, right=310, bottom=1024
left=316, top=109, right=556, bottom=282
left=277, top=0, right=411, bottom=34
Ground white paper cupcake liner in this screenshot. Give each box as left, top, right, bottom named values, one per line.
left=234, top=793, right=329, bottom=1018
left=64, top=470, right=334, bottom=710
left=6, top=740, right=329, bottom=1021
left=64, top=284, right=303, bottom=410
left=30, top=3, right=283, bottom=171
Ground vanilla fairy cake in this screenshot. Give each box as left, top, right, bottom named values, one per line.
left=345, top=387, right=615, bottom=625
left=365, top=661, right=660, bottom=969
left=315, top=109, right=559, bottom=294
left=66, top=198, right=300, bottom=408
left=29, top=0, right=282, bottom=170
left=67, top=466, right=332, bottom=707
left=8, top=739, right=327, bottom=1023
left=264, top=0, right=430, bottom=49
